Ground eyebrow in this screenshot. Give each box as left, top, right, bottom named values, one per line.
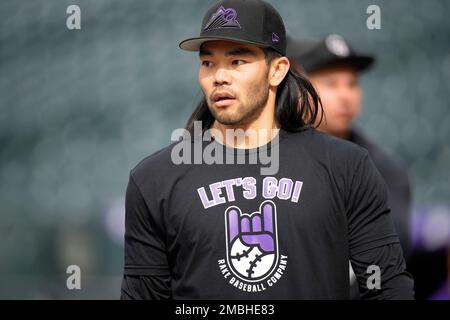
left=225, top=47, right=258, bottom=57
left=199, top=46, right=258, bottom=58
left=199, top=47, right=212, bottom=57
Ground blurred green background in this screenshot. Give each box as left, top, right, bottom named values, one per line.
left=0, top=0, right=449, bottom=299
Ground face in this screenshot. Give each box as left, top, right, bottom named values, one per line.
left=198, top=41, right=271, bottom=126
left=309, top=64, right=362, bottom=137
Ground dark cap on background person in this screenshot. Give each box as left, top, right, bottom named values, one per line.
left=287, top=34, right=375, bottom=73
left=179, top=0, right=287, bottom=55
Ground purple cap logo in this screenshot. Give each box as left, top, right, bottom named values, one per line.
left=204, top=6, right=242, bottom=31
left=272, top=32, right=279, bottom=43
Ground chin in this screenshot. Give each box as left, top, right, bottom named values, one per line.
left=215, top=116, right=243, bottom=126
left=213, top=109, right=244, bottom=126
left=330, top=127, right=351, bottom=138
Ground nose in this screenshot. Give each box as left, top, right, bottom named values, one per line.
left=337, top=85, right=353, bottom=105
left=213, top=67, right=232, bottom=86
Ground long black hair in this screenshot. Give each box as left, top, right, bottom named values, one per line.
left=185, top=48, right=323, bottom=134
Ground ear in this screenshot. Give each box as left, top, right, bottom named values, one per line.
left=269, top=56, right=290, bottom=87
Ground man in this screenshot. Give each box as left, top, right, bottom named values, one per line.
left=121, top=0, right=413, bottom=299
left=287, top=34, right=413, bottom=298
left=287, top=34, right=412, bottom=260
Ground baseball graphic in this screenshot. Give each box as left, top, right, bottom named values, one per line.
left=225, top=200, right=278, bottom=282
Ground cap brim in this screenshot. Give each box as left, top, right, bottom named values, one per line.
left=342, top=55, right=375, bottom=71
left=314, top=55, right=375, bottom=73
left=179, top=36, right=272, bottom=52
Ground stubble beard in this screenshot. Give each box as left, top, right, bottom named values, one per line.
left=207, top=72, right=270, bottom=126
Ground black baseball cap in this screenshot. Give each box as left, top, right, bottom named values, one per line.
left=179, top=0, right=287, bottom=56
left=287, top=34, right=375, bottom=73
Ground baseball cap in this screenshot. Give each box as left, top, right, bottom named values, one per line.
left=179, top=0, right=287, bottom=56
left=287, top=34, right=375, bottom=73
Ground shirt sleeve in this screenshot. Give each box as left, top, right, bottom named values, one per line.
left=386, top=165, right=413, bottom=261
left=123, top=172, right=171, bottom=278
left=120, top=275, right=172, bottom=300
left=347, top=151, right=399, bottom=253
left=351, top=243, right=414, bottom=300
left=346, top=152, right=414, bottom=299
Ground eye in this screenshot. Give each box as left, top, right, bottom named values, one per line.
left=323, top=79, right=337, bottom=88
left=232, top=60, right=246, bottom=66
left=201, top=60, right=213, bottom=67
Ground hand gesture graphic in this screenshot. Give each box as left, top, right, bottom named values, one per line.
left=225, top=201, right=278, bottom=281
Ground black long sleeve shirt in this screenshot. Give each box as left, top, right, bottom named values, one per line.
left=121, top=128, right=414, bottom=299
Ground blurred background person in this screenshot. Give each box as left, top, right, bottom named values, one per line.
left=287, top=34, right=412, bottom=298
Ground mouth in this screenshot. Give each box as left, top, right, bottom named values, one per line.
left=337, top=112, right=353, bottom=119
left=211, top=91, right=236, bottom=107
